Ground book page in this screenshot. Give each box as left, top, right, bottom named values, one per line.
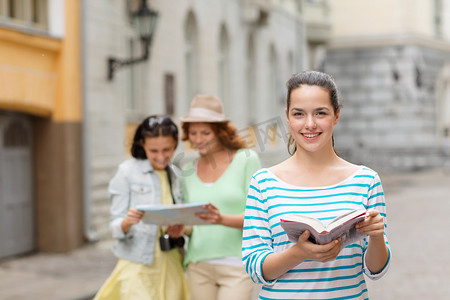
left=328, top=214, right=367, bottom=248
left=137, top=203, right=210, bottom=226
left=280, top=214, right=326, bottom=233
left=280, top=221, right=322, bottom=244
left=327, top=210, right=366, bottom=231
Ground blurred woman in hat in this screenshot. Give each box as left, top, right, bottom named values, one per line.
left=180, top=95, right=262, bottom=300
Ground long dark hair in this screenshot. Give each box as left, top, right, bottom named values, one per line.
left=131, top=115, right=179, bottom=159
left=286, top=71, right=342, bottom=155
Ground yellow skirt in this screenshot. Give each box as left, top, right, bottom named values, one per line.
left=94, top=248, right=189, bottom=300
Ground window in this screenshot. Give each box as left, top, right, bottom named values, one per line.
left=126, top=39, right=138, bottom=111
left=434, top=0, right=442, bottom=38
left=164, top=73, right=175, bottom=115
left=32, top=0, right=48, bottom=29
left=269, top=45, right=281, bottom=112
left=246, top=33, right=257, bottom=123
left=126, top=38, right=145, bottom=115
left=288, top=51, right=295, bottom=76
left=9, top=0, right=27, bottom=21
left=218, top=24, right=230, bottom=111
left=185, top=11, right=199, bottom=110
left=0, top=0, right=48, bottom=31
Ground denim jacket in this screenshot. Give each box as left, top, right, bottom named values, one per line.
left=108, top=158, right=184, bottom=265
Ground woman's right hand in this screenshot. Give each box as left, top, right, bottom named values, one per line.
left=293, top=230, right=341, bottom=263
left=121, top=208, right=145, bottom=233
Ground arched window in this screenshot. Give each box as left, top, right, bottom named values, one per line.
left=246, top=33, right=257, bottom=123
left=434, top=0, right=443, bottom=38
left=288, top=51, right=295, bottom=77
left=185, top=11, right=199, bottom=110
left=266, top=45, right=281, bottom=147
left=269, top=44, right=280, bottom=112
left=281, top=51, right=295, bottom=104
left=218, top=24, right=230, bottom=110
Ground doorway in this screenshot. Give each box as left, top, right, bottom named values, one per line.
left=0, top=112, right=34, bottom=258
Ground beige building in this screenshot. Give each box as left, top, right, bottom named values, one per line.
left=0, top=0, right=84, bottom=258
left=330, top=0, right=450, bottom=39
left=324, top=0, right=450, bottom=171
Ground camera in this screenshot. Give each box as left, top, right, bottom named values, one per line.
left=159, top=234, right=185, bottom=251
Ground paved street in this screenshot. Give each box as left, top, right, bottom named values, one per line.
left=0, top=240, right=116, bottom=300
left=365, top=168, right=450, bottom=299
left=0, top=167, right=449, bottom=300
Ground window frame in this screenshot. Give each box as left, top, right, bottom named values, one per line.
left=0, top=0, right=49, bottom=34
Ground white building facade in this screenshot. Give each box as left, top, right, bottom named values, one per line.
left=82, top=0, right=307, bottom=240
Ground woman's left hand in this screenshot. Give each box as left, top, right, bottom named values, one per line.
left=355, top=209, right=385, bottom=238
left=195, top=203, right=222, bottom=224
left=357, top=209, right=390, bottom=274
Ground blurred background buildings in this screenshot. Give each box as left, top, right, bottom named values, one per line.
left=326, top=0, right=450, bottom=173
left=0, top=0, right=449, bottom=257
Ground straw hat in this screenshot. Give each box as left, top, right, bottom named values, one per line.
left=180, top=94, right=229, bottom=123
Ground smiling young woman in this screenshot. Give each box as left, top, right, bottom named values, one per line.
left=242, top=71, right=391, bottom=300
left=94, top=115, right=189, bottom=300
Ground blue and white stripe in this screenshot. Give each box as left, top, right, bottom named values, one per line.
left=242, top=167, right=390, bottom=300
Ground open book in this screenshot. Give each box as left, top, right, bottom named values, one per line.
left=280, top=210, right=367, bottom=248
left=136, top=203, right=210, bottom=226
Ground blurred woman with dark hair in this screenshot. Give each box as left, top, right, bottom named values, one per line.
left=94, top=115, right=189, bottom=300
left=180, top=95, right=262, bottom=300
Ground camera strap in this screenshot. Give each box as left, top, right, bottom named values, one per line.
left=164, top=166, right=176, bottom=204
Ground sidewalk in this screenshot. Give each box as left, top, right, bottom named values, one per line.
left=1, top=167, right=449, bottom=300
left=364, top=167, right=450, bottom=299
left=0, top=240, right=117, bottom=300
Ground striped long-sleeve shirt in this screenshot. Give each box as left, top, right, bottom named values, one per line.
left=242, top=167, right=391, bottom=300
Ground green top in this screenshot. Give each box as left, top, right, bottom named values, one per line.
left=182, top=149, right=261, bottom=266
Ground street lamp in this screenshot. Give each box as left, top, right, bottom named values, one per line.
left=107, top=0, right=159, bottom=81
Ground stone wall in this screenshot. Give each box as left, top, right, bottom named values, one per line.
left=325, top=44, right=450, bottom=172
